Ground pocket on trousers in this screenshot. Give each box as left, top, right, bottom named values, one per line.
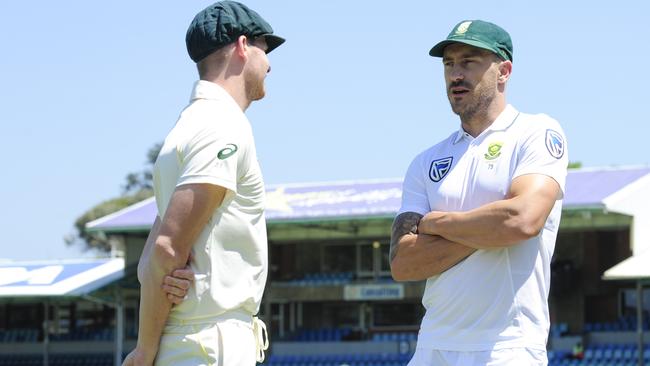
left=188, top=324, right=219, bottom=365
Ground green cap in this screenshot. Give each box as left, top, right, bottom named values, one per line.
left=429, top=20, right=513, bottom=62
left=186, top=1, right=285, bottom=63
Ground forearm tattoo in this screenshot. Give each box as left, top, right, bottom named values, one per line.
left=390, top=212, right=424, bottom=262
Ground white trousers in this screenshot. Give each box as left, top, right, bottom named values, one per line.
left=407, top=347, right=547, bottom=366
left=155, top=311, right=268, bottom=366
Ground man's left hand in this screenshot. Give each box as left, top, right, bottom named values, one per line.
left=162, top=268, right=194, bottom=305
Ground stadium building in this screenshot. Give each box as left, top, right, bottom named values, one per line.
left=1, top=166, right=650, bottom=366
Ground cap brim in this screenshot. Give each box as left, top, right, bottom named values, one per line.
left=429, top=39, right=499, bottom=58
left=262, top=34, right=285, bottom=54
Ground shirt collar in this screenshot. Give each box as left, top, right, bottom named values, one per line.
left=452, top=104, right=519, bottom=144
left=189, top=80, right=240, bottom=110
left=488, top=104, right=519, bottom=132
left=453, top=128, right=473, bottom=144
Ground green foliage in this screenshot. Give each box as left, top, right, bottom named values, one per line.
left=71, top=189, right=153, bottom=251
left=568, top=161, right=582, bottom=169
left=69, top=143, right=161, bottom=251
left=122, top=142, right=162, bottom=195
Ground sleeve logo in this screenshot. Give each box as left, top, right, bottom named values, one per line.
left=217, top=143, right=238, bottom=160
left=545, top=129, right=565, bottom=159
left=429, top=157, right=453, bottom=182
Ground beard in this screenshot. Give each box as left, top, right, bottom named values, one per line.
left=244, top=69, right=266, bottom=102
left=448, top=78, right=497, bottom=122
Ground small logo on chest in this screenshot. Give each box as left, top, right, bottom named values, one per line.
left=484, top=142, right=503, bottom=160
left=429, top=157, right=453, bottom=182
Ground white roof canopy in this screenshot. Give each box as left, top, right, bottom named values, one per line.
left=603, top=249, right=650, bottom=281
left=0, top=259, right=124, bottom=297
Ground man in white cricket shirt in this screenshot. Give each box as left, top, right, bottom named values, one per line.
left=122, top=2, right=284, bottom=365
left=390, top=20, right=568, bottom=365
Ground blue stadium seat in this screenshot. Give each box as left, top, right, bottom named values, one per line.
left=644, top=348, right=650, bottom=360
left=622, top=346, right=633, bottom=360
left=593, top=347, right=604, bottom=360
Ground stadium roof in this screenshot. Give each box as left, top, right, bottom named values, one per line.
left=86, top=166, right=650, bottom=233
left=0, top=258, right=124, bottom=297
left=603, top=248, right=650, bottom=281
left=564, top=166, right=650, bottom=210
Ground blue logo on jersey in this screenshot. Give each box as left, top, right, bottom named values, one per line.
left=545, top=129, right=565, bottom=159
left=429, top=157, right=453, bottom=182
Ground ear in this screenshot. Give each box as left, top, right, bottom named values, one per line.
left=498, top=60, right=513, bottom=84
left=234, top=35, right=249, bottom=60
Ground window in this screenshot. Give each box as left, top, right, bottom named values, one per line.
left=322, top=244, right=356, bottom=273
left=373, top=303, right=424, bottom=327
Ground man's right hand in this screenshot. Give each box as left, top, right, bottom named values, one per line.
left=161, top=267, right=194, bottom=305
left=122, top=347, right=153, bottom=366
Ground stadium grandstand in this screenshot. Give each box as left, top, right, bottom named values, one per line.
left=2, top=166, right=650, bottom=365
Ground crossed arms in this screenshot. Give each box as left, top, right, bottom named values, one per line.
left=390, top=174, right=561, bottom=281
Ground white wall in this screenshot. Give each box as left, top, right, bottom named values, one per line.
left=604, top=173, right=650, bottom=255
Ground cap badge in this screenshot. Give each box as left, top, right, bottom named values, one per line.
left=455, top=21, right=472, bottom=35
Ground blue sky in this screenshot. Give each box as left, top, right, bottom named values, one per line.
left=1, top=1, right=648, bottom=261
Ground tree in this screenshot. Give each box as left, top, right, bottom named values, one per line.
left=121, top=142, right=161, bottom=195
left=68, top=143, right=162, bottom=251
left=568, top=161, right=582, bottom=169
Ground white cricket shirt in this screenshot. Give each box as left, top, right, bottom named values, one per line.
left=153, top=80, right=268, bottom=320
left=399, top=104, right=568, bottom=351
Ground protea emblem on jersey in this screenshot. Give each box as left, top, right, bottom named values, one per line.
left=545, top=129, right=565, bottom=159
left=484, top=142, right=503, bottom=160
left=429, top=157, right=453, bottom=182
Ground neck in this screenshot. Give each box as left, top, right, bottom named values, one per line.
left=460, top=96, right=507, bottom=137
left=206, top=78, right=250, bottom=111
left=200, top=70, right=250, bottom=111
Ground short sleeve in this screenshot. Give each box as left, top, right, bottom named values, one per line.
left=512, top=116, right=569, bottom=197
left=399, top=155, right=431, bottom=215
left=176, top=126, right=243, bottom=195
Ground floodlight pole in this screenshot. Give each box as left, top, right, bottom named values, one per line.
left=637, top=280, right=644, bottom=366
left=115, top=287, right=124, bottom=366
left=43, top=299, right=49, bottom=366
